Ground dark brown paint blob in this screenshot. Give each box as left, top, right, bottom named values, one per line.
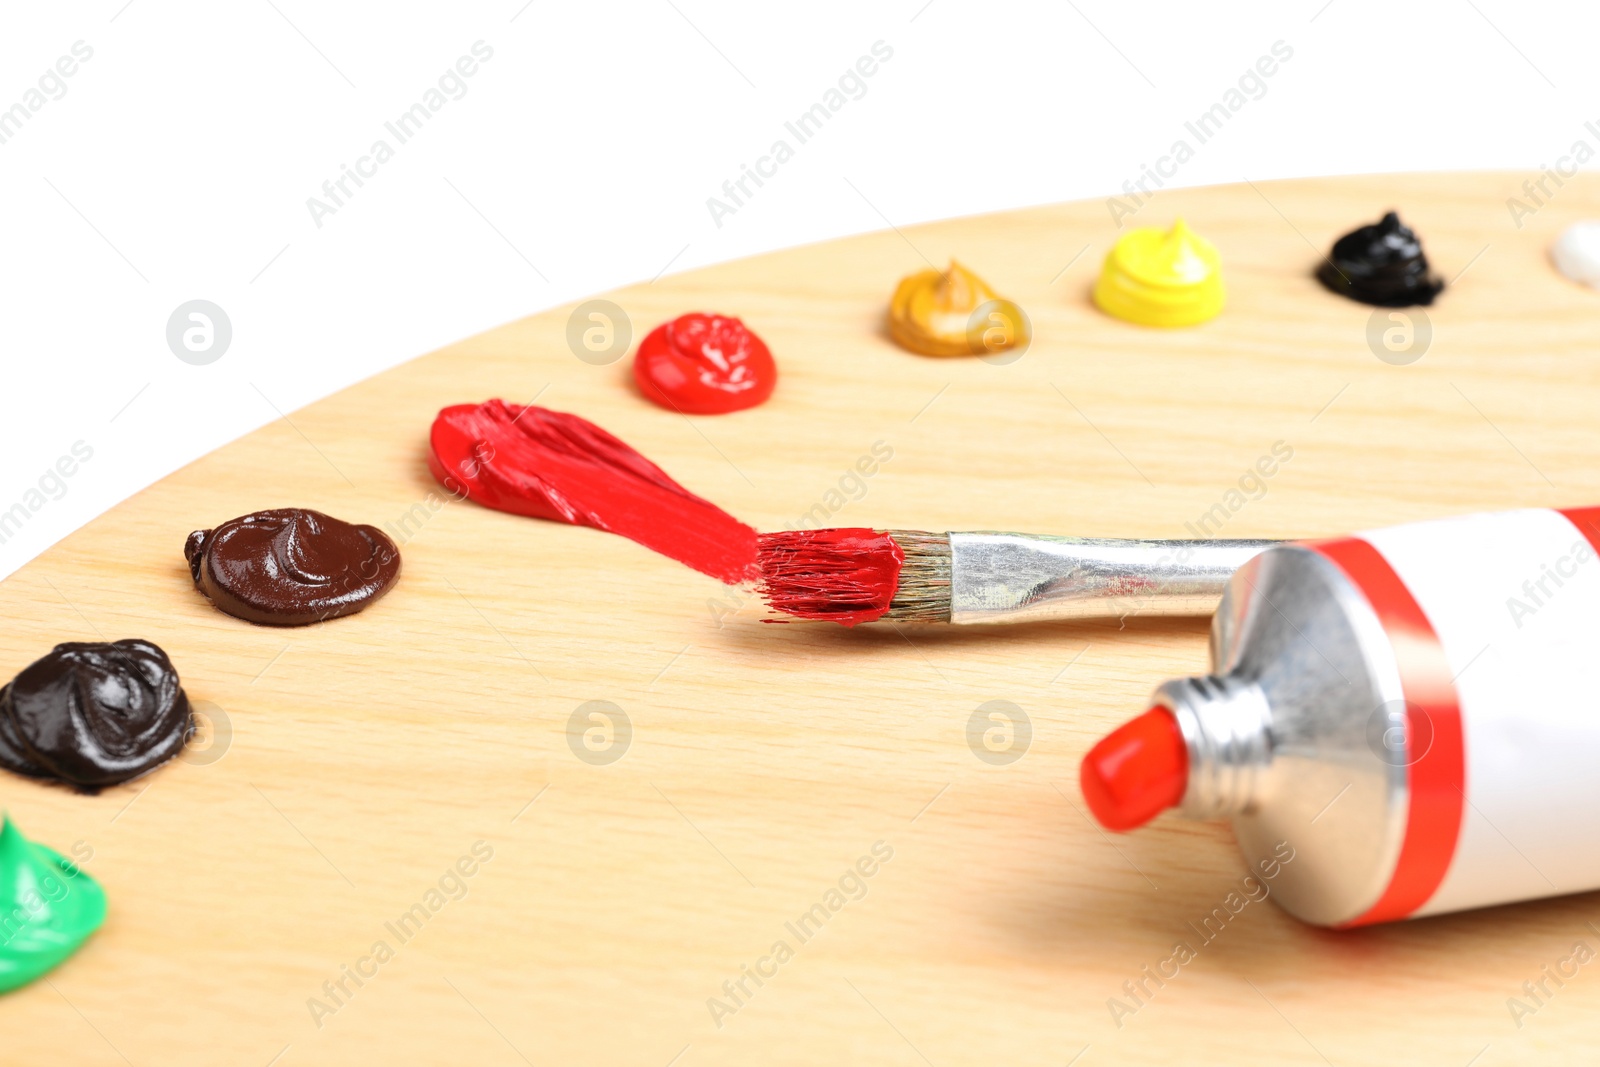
left=1316, top=211, right=1444, bottom=307
left=0, top=639, right=193, bottom=791
left=185, top=508, right=400, bottom=626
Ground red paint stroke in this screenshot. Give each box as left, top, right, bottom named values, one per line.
left=633, top=313, right=777, bottom=414
left=756, top=528, right=903, bottom=626
left=429, top=400, right=759, bottom=584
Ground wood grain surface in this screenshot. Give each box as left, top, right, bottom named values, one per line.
left=6, top=172, right=1600, bottom=1066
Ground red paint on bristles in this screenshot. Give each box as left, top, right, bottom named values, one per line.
left=756, top=528, right=904, bottom=626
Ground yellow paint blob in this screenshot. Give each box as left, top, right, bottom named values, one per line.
left=888, top=260, right=1029, bottom=357
left=1093, top=219, right=1225, bottom=327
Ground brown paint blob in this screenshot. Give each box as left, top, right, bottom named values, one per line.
left=185, top=508, right=400, bottom=626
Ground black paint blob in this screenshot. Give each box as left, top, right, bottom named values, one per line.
left=1316, top=211, right=1444, bottom=307
left=0, top=640, right=193, bottom=792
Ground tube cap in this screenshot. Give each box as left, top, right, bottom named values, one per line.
left=1080, top=707, right=1189, bottom=831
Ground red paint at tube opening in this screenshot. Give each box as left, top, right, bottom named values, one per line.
left=1080, top=707, right=1189, bottom=832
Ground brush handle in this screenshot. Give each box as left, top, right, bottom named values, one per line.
left=948, top=533, right=1279, bottom=624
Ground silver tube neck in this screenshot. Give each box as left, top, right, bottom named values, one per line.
left=1154, top=674, right=1273, bottom=819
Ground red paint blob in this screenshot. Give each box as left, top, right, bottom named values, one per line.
left=633, top=313, right=777, bottom=414
left=429, top=400, right=759, bottom=584
left=755, top=528, right=903, bottom=626
left=1080, top=707, right=1189, bottom=832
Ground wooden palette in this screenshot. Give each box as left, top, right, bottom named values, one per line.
left=7, top=173, right=1599, bottom=1065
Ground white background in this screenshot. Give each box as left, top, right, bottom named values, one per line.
left=2, top=0, right=1594, bottom=579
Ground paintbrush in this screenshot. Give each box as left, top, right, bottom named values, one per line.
left=755, top=528, right=1280, bottom=626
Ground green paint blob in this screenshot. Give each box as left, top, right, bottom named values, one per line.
left=0, top=814, right=106, bottom=993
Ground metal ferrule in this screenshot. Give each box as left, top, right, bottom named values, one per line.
left=947, top=533, right=1278, bottom=624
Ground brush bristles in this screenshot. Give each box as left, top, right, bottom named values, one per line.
left=882, top=530, right=952, bottom=622
left=754, top=528, right=952, bottom=624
